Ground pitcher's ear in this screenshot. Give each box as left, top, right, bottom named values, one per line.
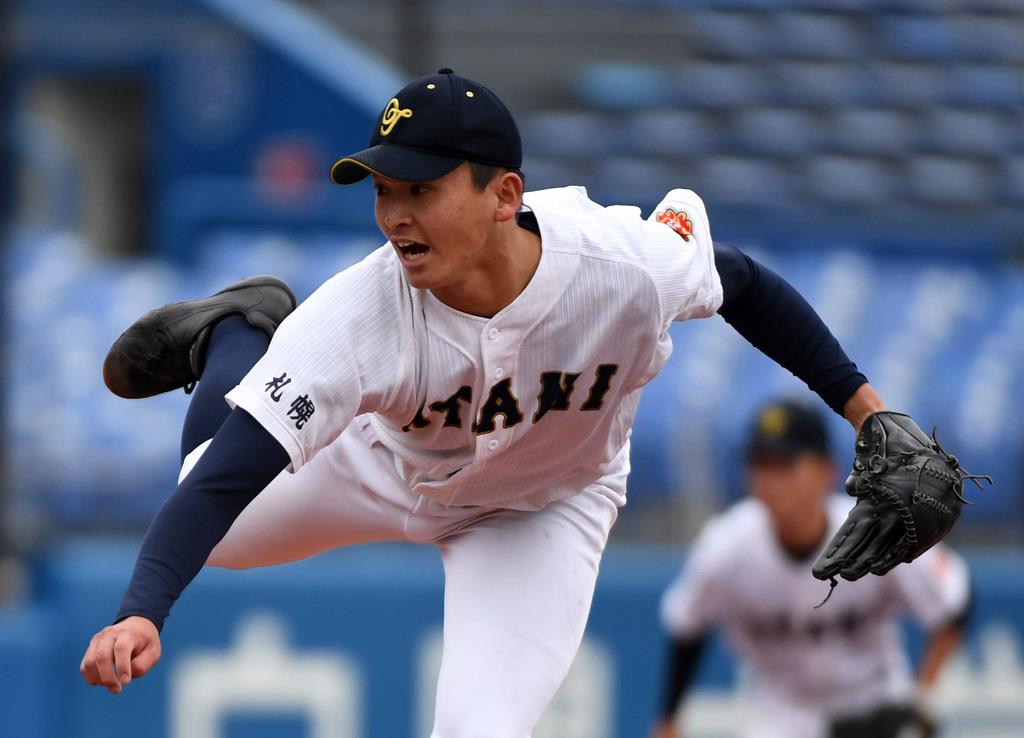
left=493, top=170, right=524, bottom=223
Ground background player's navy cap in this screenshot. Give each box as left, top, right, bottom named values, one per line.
left=330, top=68, right=522, bottom=185
left=745, top=399, right=831, bottom=463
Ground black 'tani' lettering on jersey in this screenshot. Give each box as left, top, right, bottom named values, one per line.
left=402, top=403, right=431, bottom=432
left=472, top=378, right=524, bottom=434
left=430, top=385, right=473, bottom=428
left=580, top=364, right=619, bottom=411
left=533, top=371, right=581, bottom=423
left=401, top=365, right=620, bottom=435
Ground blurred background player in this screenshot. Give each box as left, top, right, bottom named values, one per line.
left=651, top=399, right=969, bottom=738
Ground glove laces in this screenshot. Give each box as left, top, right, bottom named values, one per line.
left=927, top=427, right=992, bottom=504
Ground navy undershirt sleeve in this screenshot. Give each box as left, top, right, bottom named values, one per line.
left=115, top=407, right=290, bottom=631
left=659, top=634, right=708, bottom=719
left=713, top=242, right=867, bottom=416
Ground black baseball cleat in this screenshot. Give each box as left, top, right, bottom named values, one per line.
left=103, top=275, right=296, bottom=399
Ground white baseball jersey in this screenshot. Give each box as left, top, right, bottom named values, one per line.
left=660, top=496, right=969, bottom=726
left=226, top=186, right=722, bottom=510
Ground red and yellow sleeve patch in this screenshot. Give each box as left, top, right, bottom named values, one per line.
left=656, top=208, right=694, bottom=241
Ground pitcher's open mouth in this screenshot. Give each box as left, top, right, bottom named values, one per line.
left=395, top=241, right=430, bottom=262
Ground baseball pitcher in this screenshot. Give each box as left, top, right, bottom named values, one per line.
left=80, top=70, right=984, bottom=738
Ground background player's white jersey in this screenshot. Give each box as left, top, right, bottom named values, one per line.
left=227, top=186, right=722, bottom=509
left=660, top=496, right=969, bottom=720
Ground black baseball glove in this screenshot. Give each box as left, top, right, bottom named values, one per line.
left=813, top=411, right=991, bottom=583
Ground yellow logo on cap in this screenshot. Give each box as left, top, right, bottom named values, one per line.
left=759, top=407, right=788, bottom=437
left=380, top=97, right=413, bottom=136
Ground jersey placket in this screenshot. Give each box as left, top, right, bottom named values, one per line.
left=476, top=322, right=516, bottom=457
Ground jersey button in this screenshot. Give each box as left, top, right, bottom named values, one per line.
left=488, top=328, right=499, bottom=340
left=487, top=439, right=499, bottom=451
left=494, top=368, right=503, bottom=379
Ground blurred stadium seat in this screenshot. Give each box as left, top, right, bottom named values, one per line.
left=569, top=63, right=676, bottom=110
left=673, top=62, right=775, bottom=108
left=876, top=15, right=963, bottom=61
left=952, top=16, right=1024, bottom=62
left=923, top=109, right=1010, bottom=157
left=804, top=156, right=902, bottom=204
left=6, top=0, right=1023, bottom=543
left=905, top=156, right=996, bottom=204
left=824, top=108, right=919, bottom=156
left=942, top=65, right=1024, bottom=109
left=688, top=12, right=775, bottom=60
left=866, top=63, right=947, bottom=108
left=10, top=227, right=1018, bottom=534
left=774, top=62, right=872, bottom=107
left=520, top=111, right=622, bottom=157
left=948, top=0, right=1024, bottom=12
left=727, top=108, right=821, bottom=156
left=520, top=156, right=587, bottom=192
left=621, top=110, right=718, bottom=158
left=697, top=156, right=798, bottom=202
left=590, top=157, right=685, bottom=204
left=771, top=13, right=866, bottom=61
left=1005, top=157, right=1024, bottom=202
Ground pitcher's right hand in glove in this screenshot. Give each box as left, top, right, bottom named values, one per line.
left=813, top=411, right=991, bottom=583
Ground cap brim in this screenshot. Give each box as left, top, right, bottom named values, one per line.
left=330, top=144, right=464, bottom=185
left=748, top=442, right=802, bottom=462
left=747, top=440, right=827, bottom=463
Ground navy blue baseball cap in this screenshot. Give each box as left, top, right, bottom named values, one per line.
left=746, top=400, right=831, bottom=463
left=330, top=68, right=522, bottom=185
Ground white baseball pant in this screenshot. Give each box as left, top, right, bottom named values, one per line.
left=180, top=416, right=626, bottom=738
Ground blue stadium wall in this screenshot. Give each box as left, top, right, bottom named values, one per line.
left=1, top=543, right=1022, bottom=738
